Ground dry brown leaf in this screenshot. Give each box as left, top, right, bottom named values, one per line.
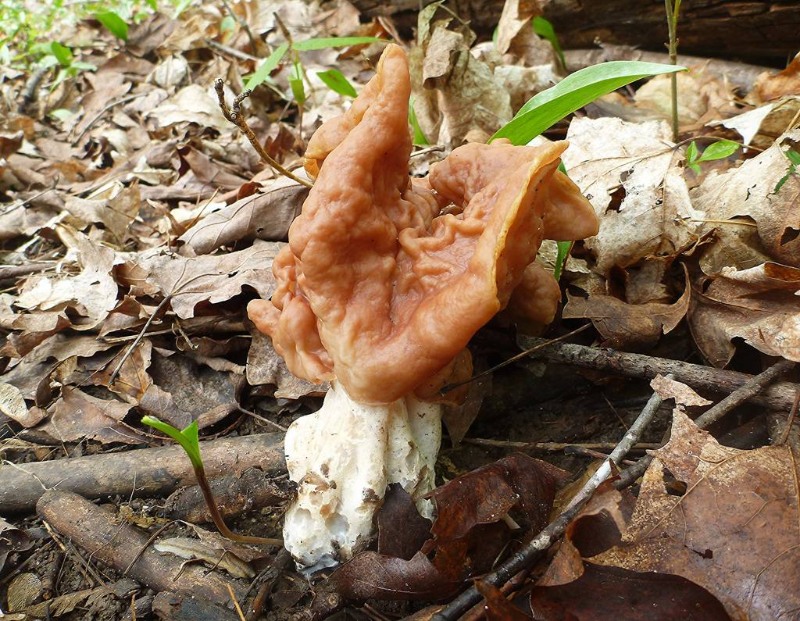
left=411, top=14, right=512, bottom=146
left=126, top=240, right=280, bottom=319
left=178, top=178, right=308, bottom=254
left=689, top=262, right=800, bottom=366
left=495, top=0, right=542, bottom=55
left=0, top=518, right=33, bottom=576
left=0, top=382, right=43, bottom=428
left=563, top=117, right=702, bottom=275
left=147, top=84, right=230, bottom=132
left=14, top=226, right=119, bottom=330
left=650, top=374, right=712, bottom=407
left=62, top=181, right=141, bottom=242
left=634, top=68, right=738, bottom=127
left=753, top=52, right=800, bottom=102
left=590, top=409, right=800, bottom=620
left=562, top=275, right=690, bottom=351
left=246, top=329, right=326, bottom=399
left=692, top=128, right=800, bottom=270
left=41, top=387, right=138, bottom=444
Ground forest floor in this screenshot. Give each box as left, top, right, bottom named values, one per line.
left=1, top=1, right=799, bottom=620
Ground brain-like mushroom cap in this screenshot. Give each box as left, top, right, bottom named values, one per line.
left=248, top=44, right=598, bottom=404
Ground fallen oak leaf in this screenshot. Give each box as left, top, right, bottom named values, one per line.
left=330, top=550, right=462, bottom=602
left=590, top=408, right=800, bottom=620
left=529, top=563, right=731, bottom=621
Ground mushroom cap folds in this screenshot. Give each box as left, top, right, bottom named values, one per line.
left=248, top=44, right=598, bottom=404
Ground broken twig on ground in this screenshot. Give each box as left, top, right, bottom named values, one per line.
left=214, top=78, right=312, bottom=188
left=520, top=337, right=799, bottom=411
left=431, top=379, right=667, bottom=620
left=615, top=357, right=796, bottom=488
left=37, top=490, right=247, bottom=606
left=0, top=433, right=284, bottom=513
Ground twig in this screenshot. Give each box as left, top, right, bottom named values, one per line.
left=431, top=381, right=667, bottom=620
left=461, top=438, right=660, bottom=453
left=520, top=337, right=800, bottom=411
left=693, top=358, right=795, bottom=429
left=204, top=38, right=260, bottom=62
left=71, top=92, right=147, bottom=144
left=107, top=294, right=172, bottom=385
left=777, top=389, right=800, bottom=446
left=0, top=261, right=57, bottom=280
left=213, top=79, right=312, bottom=189
left=615, top=358, right=795, bottom=489
left=441, top=324, right=591, bottom=394
left=664, top=0, right=682, bottom=141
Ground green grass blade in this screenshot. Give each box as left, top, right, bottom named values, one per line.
left=245, top=42, right=289, bottom=90
left=492, top=61, right=686, bottom=145
left=50, top=41, right=73, bottom=67
left=317, top=68, right=357, bottom=98
left=95, top=11, right=128, bottom=41
left=291, top=36, right=385, bottom=51
left=409, top=97, right=429, bottom=146
left=532, top=16, right=564, bottom=69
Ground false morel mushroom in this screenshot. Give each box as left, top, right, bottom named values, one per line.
left=248, top=44, right=599, bottom=571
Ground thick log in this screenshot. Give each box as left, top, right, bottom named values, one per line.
left=0, top=432, right=284, bottom=515
left=544, top=0, right=799, bottom=65
left=351, top=0, right=798, bottom=64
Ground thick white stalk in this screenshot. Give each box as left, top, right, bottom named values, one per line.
left=282, top=381, right=441, bottom=571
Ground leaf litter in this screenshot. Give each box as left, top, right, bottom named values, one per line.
left=1, top=0, right=799, bottom=618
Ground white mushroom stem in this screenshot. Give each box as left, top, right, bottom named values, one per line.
left=282, top=381, right=442, bottom=572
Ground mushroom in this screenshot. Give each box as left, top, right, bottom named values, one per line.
left=247, top=44, right=598, bottom=571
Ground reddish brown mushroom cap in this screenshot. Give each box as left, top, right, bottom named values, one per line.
left=248, top=44, right=598, bottom=404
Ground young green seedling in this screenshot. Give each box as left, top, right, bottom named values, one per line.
left=141, top=416, right=282, bottom=546
left=245, top=36, right=385, bottom=92
left=774, top=148, right=800, bottom=193
left=685, top=139, right=739, bottom=173
left=317, top=68, right=358, bottom=98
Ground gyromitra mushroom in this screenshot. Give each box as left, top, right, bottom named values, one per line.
left=247, top=44, right=598, bottom=571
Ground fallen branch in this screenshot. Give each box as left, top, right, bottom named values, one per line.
left=431, top=378, right=668, bottom=620
left=37, top=490, right=246, bottom=607
left=519, top=337, right=799, bottom=411
left=0, top=432, right=284, bottom=514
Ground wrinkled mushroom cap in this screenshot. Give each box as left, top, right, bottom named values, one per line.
left=248, top=44, right=598, bottom=404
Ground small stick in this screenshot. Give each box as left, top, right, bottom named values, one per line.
left=777, top=389, right=800, bottom=446
left=0, top=262, right=56, bottom=281
left=520, top=337, right=799, bottom=411
left=693, top=358, right=795, bottom=428
left=0, top=432, right=284, bottom=514
left=462, top=438, right=661, bottom=453
left=432, top=380, right=667, bottom=620
left=214, top=79, right=312, bottom=189
left=615, top=358, right=794, bottom=489
left=442, top=324, right=591, bottom=394
left=107, top=294, right=172, bottom=385
left=38, top=490, right=246, bottom=606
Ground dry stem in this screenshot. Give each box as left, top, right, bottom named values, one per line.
left=214, top=78, right=312, bottom=189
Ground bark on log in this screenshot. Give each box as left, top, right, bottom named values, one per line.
left=0, top=432, right=284, bottom=514
left=543, top=0, right=800, bottom=65
left=351, top=0, right=799, bottom=64
left=519, top=337, right=799, bottom=412
left=36, top=490, right=246, bottom=608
